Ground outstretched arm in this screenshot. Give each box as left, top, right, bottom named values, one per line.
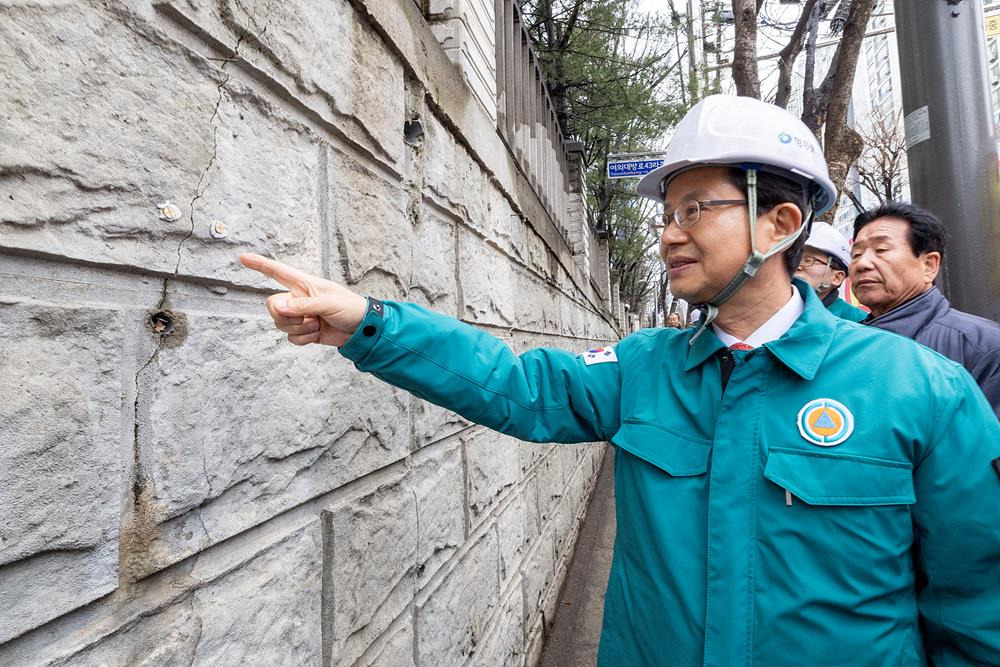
left=240, top=254, right=622, bottom=444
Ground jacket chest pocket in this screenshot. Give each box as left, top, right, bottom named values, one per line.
left=611, top=419, right=711, bottom=477
left=764, top=447, right=915, bottom=506
left=759, top=448, right=918, bottom=614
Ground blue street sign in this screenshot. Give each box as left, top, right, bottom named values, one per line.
left=607, top=157, right=665, bottom=179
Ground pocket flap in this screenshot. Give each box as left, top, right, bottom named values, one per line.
left=764, top=447, right=915, bottom=506
left=611, top=420, right=711, bottom=477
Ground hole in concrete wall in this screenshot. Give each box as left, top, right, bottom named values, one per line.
left=403, top=119, right=424, bottom=146
left=150, top=310, right=175, bottom=335
left=148, top=309, right=188, bottom=348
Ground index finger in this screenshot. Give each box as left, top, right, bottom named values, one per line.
left=240, top=253, right=315, bottom=295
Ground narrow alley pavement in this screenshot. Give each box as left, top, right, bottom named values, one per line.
left=540, top=448, right=616, bottom=667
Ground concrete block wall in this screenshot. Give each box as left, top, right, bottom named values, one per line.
left=0, top=0, right=617, bottom=665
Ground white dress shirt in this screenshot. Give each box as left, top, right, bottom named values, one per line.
left=712, top=288, right=804, bottom=349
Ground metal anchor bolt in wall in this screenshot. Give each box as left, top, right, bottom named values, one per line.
left=209, top=220, right=229, bottom=238
left=157, top=201, right=183, bottom=222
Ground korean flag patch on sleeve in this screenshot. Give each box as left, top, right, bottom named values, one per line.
left=581, top=346, right=618, bottom=365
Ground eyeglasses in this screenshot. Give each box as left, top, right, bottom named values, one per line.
left=650, top=199, right=747, bottom=234
left=797, top=255, right=833, bottom=270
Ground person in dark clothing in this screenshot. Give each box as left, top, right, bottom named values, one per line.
left=852, top=202, right=1000, bottom=415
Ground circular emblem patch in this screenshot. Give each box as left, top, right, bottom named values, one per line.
left=778, top=132, right=792, bottom=144
left=797, top=398, right=854, bottom=446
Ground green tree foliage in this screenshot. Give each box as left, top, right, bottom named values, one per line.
left=520, top=0, right=688, bottom=316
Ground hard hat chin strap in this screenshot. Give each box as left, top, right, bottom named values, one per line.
left=689, top=168, right=813, bottom=344
left=816, top=260, right=834, bottom=294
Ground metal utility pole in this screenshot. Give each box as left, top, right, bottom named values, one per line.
left=894, top=0, right=1000, bottom=320
left=686, top=0, right=700, bottom=102
left=668, top=0, right=688, bottom=104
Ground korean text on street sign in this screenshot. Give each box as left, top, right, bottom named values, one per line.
left=987, top=13, right=1000, bottom=38
left=607, top=157, right=665, bottom=179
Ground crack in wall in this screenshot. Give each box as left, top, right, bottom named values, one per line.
left=187, top=597, right=205, bottom=666
left=459, top=437, right=471, bottom=539
left=122, top=14, right=272, bottom=588
left=195, top=452, right=213, bottom=545
left=411, top=597, right=420, bottom=667
left=183, top=0, right=274, bottom=280
left=410, top=487, right=421, bottom=577
left=199, top=448, right=214, bottom=499
left=8, top=0, right=614, bottom=660
left=181, top=38, right=239, bottom=276
left=404, top=145, right=423, bottom=298
left=124, top=335, right=163, bottom=588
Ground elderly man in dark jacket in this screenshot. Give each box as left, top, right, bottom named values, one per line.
left=852, top=202, right=1000, bottom=416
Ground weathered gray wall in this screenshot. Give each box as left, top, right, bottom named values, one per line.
left=0, top=0, right=617, bottom=665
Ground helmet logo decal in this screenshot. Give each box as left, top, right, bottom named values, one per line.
left=797, top=398, right=854, bottom=446
left=777, top=131, right=819, bottom=155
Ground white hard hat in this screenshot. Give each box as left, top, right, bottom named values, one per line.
left=804, top=221, right=852, bottom=268
left=637, top=95, right=837, bottom=215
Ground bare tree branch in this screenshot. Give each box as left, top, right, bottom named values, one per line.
left=729, top=0, right=878, bottom=223
left=847, top=188, right=864, bottom=209
left=774, top=0, right=820, bottom=108
left=801, top=4, right=825, bottom=134
left=557, top=0, right=583, bottom=50
left=821, top=0, right=876, bottom=218
left=855, top=110, right=907, bottom=203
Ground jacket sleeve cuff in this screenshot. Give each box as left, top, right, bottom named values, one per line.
left=338, top=297, right=386, bottom=364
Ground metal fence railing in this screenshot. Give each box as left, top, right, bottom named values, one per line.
left=494, top=0, right=572, bottom=238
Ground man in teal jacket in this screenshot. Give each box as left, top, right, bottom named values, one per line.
left=242, top=96, right=1000, bottom=666
left=795, top=221, right=868, bottom=322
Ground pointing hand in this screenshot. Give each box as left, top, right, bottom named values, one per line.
left=239, top=253, right=369, bottom=347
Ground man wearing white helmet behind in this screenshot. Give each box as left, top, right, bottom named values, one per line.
left=240, top=95, right=1000, bottom=665
left=794, top=221, right=868, bottom=321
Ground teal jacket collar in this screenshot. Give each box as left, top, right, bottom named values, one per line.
left=683, top=279, right=838, bottom=381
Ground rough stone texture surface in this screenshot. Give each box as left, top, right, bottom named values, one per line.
left=0, top=302, right=125, bottom=643
left=471, top=581, right=525, bottom=667
left=408, top=208, right=459, bottom=312
left=356, top=618, right=417, bottom=667
left=464, top=428, right=521, bottom=529
left=132, top=311, right=411, bottom=579
left=330, top=147, right=412, bottom=292
left=323, top=476, right=418, bottom=666
left=176, top=90, right=326, bottom=284
left=415, top=529, right=500, bottom=664
left=0, top=0, right=617, bottom=664
left=43, top=523, right=322, bottom=667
